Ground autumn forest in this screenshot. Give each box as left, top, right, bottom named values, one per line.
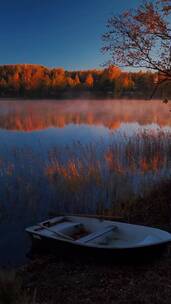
left=0, top=64, right=171, bottom=99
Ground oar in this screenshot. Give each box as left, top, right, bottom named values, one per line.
left=39, top=224, right=74, bottom=241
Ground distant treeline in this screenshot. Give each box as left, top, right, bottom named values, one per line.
left=0, top=64, right=170, bottom=99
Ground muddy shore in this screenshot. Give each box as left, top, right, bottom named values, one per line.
left=19, top=247, right=171, bottom=304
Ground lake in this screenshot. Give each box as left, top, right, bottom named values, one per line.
left=0, top=99, right=170, bottom=266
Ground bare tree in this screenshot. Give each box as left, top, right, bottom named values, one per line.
left=102, top=0, right=171, bottom=97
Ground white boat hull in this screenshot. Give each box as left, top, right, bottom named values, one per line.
left=26, top=216, right=171, bottom=260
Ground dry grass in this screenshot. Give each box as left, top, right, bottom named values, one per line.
left=0, top=129, right=170, bottom=219
left=19, top=246, right=171, bottom=304
left=0, top=269, right=36, bottom=304
left=45, top=130, right=171, bottom=212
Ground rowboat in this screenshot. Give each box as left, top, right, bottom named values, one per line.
left=26, top=216, right=171, bottom=260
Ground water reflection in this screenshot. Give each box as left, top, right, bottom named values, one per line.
left=0, top=99, right=170, bottom=131
left=0, top=99, right=170, bottom=266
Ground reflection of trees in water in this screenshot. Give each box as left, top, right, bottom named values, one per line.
left=0, top=130, right=170, bottom=222
left=0, top=100, right=170, bottom=131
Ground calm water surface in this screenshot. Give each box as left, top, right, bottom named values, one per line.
left=0, top=99, right=170, bottom=266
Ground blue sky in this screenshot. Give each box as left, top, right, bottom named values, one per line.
left=0, top=0, right=140, bottom=70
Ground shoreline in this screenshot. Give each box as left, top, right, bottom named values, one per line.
left=3, top=244, right=171, bottom=304
left=0, top=96, right=169, bottom=101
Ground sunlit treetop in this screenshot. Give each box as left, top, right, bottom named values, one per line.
left=102, top=0, right=171, bottom=80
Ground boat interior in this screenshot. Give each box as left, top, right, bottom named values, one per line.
left=30, top=216, right=168, bottom=248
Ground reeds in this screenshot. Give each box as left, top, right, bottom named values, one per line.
left=45, top=129, right=171, bottom=213
left=0, top=129, right=170, bottom=217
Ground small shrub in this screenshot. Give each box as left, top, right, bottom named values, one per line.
left=0, top=270, right=34, bottom=304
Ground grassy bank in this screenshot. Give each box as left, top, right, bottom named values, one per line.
left=2, top=251, right=171, bottom=304
left=1, top=180, right=171, bottom=304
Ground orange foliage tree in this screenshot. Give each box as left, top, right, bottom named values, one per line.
left=85, top=73, right=94, bottom=88
left=102, top=0, right=171, bottom=85
left=0, top=63, right=170, bottom=98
